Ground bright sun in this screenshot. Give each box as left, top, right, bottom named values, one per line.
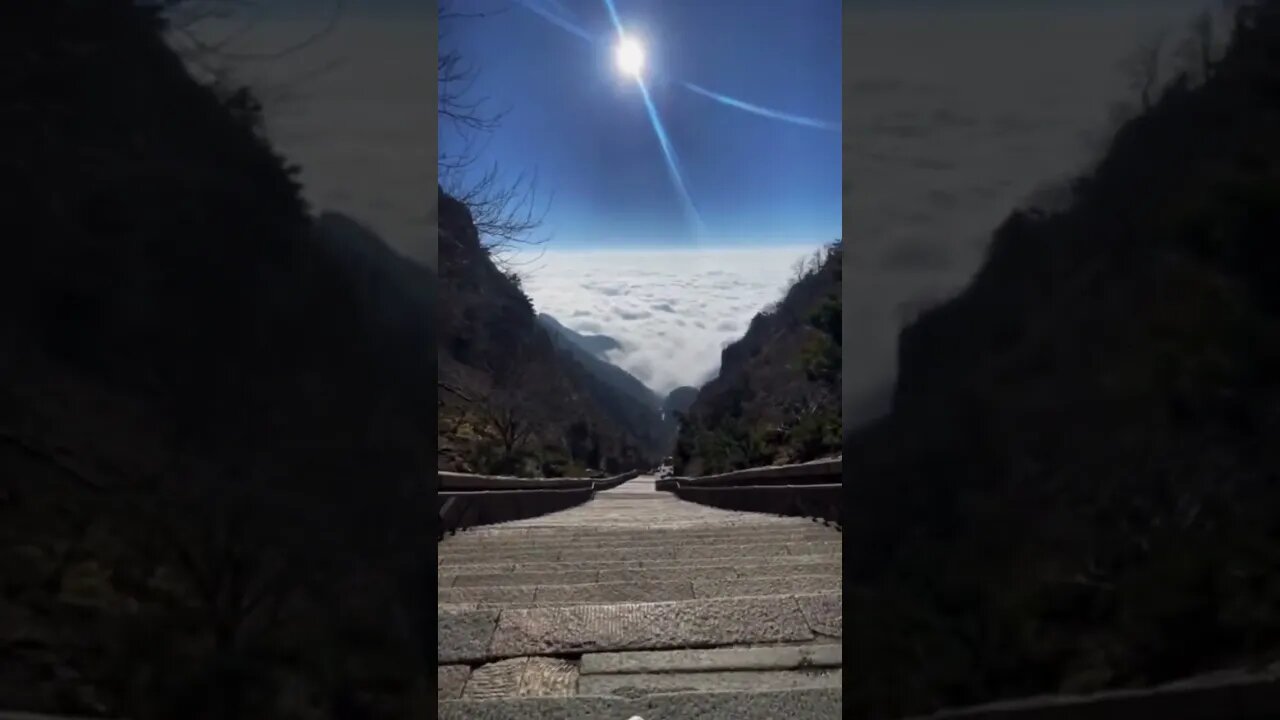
left=615, top=35, right=645, bottom=78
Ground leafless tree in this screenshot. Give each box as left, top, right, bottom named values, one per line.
left=474, top=365, right=539, bottom=462
left=438, top=0, right=550, bottom=262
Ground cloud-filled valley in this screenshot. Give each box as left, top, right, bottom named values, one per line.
left=521, top=246, right=828, bottom=397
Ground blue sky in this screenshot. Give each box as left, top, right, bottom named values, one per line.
left=439, top=0, right=842, bottom=249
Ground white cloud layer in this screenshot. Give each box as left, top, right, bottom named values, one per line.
left=521, top=246, right=827, bottom=397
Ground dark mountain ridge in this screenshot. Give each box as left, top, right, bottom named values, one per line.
left=842, top=3, right=1280, bottom=716
left=535, top=313, right=667, bottom=453
left=2, top=2, right=436, bottom=716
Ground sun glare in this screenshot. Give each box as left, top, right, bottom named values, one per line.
left=615, top=35, right=645, bottom=78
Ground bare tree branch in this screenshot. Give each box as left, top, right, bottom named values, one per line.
left=437, top=0, right=550, bottom=262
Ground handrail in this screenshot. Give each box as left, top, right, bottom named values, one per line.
left=436, top=469, right=641, bottom=539
left=657, top=457, right=841, bottom=491
left=438, top=486, right=597, bottom=539
left=652, top=459, right=842, bottom=527
left=439, top=468, right=639, bottom=491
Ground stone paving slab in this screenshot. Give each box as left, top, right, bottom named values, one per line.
left=438, top=607, right=500, bottom=663
left=796, top=593, right=842, bottom=638
left=440, top=580, right=701, bottom=608
left=692, top=574, right=843, bottom=599
left=597, top=561, right=841, bottom=584
left=535, top=579, right=695, bottom=603
left=674, top=542, right=791, bottom=559
left=785, top=541, right=843, bottom=556
left=439, top=553, right=839, bottom=578
left=440, top=532, right=840, bottom=554
left=440, top=540, right=840, bottom=565
left=463, top=657, right=578, bottom=699
left=579, top=668, right=842, bottom=696
left=440, top=528, right=840, bottom=549
left=580, top=644, right=842, bottom=674
left=595, top=566, right=741, bottom=584
left=448, top=570, right=599, bottom=588
left=441, top=577, right=841, bottom=609
left=438, top=665, right=470, bottom=700
left=483, top=596, right=815, bottom=660
left=436, top=687, right=843, bottom=719
left=439, top=585, right=537, bottom=605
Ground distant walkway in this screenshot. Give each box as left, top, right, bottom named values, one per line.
left=437, top=475, right=842, bottom=718
left=464, top=474, right=820, bottom=529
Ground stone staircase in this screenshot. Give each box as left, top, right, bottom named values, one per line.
left=437, top=476, right=842, bottom=718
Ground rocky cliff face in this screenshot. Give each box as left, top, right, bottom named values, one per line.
left=673, top=242, right=842, bottom=475
left=842, top=3, right=1280, bottom=716
left=436, top=188, right=656, bottom=475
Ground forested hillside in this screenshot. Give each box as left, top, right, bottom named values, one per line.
left=843, top=3, right=1280, bottom=716
left=673, top=241, right=842, bottom=475
left=436, top=189, right=660, bottom=476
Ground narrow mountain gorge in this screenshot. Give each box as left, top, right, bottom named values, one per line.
left=843, top=3, right=1280, bottom=716
left=673, top=242, right=842, bottom=475
left=437, top=189, right=661, bottom=475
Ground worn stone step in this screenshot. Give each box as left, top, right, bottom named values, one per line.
left=580, top=643, right=842, bottom=674
left=437, top=592, right=841, bottom=663
left=438, top=574, right=842, bottom=607
left=441, top=559, right=842, bottom=588
left=580, top=667, right=842, bottom=696
left=441, top=527, right=840, bottom=550
left=438, top=551, right=841, bottom=578
left=436, top=687, right=842, bottom=719
left=437, top=540, right=842, bottom=566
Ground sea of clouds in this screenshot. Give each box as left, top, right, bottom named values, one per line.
left=520, top=246, right=827, bottom=397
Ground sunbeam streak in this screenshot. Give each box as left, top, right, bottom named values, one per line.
left=512, top=0, right=596, bottom=43
left=682, top=82, right=839, bottom=131
left=601, top=0, right=625, bottom=34
left=638, top=79, right=704, bottom=233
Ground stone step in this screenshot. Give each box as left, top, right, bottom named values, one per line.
left=439, top=658, right=841, bottom=700
left=580, top=667, right=842, bottom=696
left=436, top=687, right=842, bottom=719
left=438, top=574, right=842, bottom=607
left=580, top=643, right=842, bottom=674
left=437, top=540, right=842, bottom=565
left=441, top=526, right=840, bottom=549
left=438, top=592, right=841, bottom=663
left=437, top=551, right=841, bottom=577
left=441, top=559, right=842, bottom=589
left=437, top=645, right=843, bottom=701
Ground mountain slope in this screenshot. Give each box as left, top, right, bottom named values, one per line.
left=537, top=313, right=623, bottom=357
left=536, top=313, right=666, bottom=452
left=437, top=189, right=657, bottom=475
left=842, top=4, right=1280, bottom=716
left=673, top=243, right=842, bottom=475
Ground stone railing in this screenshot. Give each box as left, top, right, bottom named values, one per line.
left=656, top=457, right=841, bottom=528
left=437, top=469, right=640, bottom=539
